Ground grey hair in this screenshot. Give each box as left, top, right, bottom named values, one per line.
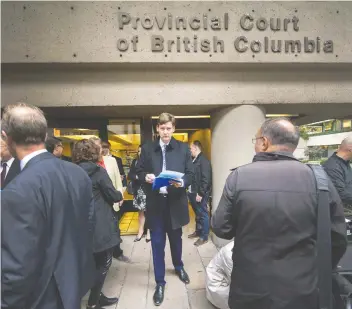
left=260, top=117, right=300, bottom=150
left=2, top=102, right=47, bottom=145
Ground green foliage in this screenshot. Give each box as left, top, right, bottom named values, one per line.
left=299, top=126, right=310, bottom=141
left=304, top=146, right=325, bottom=160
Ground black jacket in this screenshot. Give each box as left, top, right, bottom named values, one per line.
left=112, top=155, right=126, bottom=186
left=212, top=152, right=347, bottom=309
left=323, top=152, right=352, bottom=210
left=136, top=137, right=194, bottom=230
left=2, top=152, right=95, bottom=309
left=79, top=161, right=123, bottom=253
left=190, top=152, right=212, bottom=197
left=128, top=158, right=143, bottom=195
left=2, top=158, right=21, bottom=189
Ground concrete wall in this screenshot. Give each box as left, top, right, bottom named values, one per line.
left=3, top=68, right=352, bottom=109
left=293, top=137, right=307, bottom=159
left=307, top=131, right=352, bottom=146
left=2, top=1, right=352, bottom=63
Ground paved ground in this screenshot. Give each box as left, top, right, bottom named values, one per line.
left=81, top=223, right=219, bottom=309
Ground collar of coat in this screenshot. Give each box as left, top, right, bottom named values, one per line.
left=252, top=151, right=299, bottom=163
left=332, top=152, right=351, bottom=166
left=153, top=137, right=178, bottom=152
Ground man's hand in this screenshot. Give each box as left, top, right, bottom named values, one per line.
left=169, top=180, right=182, bottom=188
left=145, top=174, right=156, bottom=184
left=121, top=175, right=124, bottom=181
left=196, top=194, right=203, bottom=202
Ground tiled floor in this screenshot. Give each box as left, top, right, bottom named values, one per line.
left=119, top=212, right=139, bottom=235
left=82, top=221, right=219, bottom=309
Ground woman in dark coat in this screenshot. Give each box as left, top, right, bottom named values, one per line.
left=72, top=139, right=123, bottom=309
left=128, top=145, right=149, bottom=242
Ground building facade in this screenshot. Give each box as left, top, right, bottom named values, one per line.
left=2, top=1, right=352, bottom=244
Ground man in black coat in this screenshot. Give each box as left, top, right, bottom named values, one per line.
left=136, top=113, right=194, bottom=306
left=1, top=136, right=21, bottom=189
left=1, top=103, right=95, bottom=309
left=188, top=140, right=212, bottom=246
left=212, top=118, right=347, bottom=309
left=323, top=135, right=352, bottom=215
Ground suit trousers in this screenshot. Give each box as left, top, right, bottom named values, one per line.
left=151, top=195, right=183, bottom=286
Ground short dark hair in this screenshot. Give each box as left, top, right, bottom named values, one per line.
left=45, top=136, right=62, bottom=153
left=260, top=117, right=300, bottom=150
left=192, top=140, right=202, bottom=151
left=72, top=139, right=100, bottom=164
left=2, top=102, right=47, bottom=145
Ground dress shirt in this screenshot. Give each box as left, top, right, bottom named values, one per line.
left=20, top=149, right=47, bottom=170
left=159, top=139, right=184, bottom=194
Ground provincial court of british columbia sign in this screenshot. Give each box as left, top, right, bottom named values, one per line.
left=2, top=1, right=352, bottom=63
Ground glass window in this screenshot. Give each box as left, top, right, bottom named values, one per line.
left=324, top=121, right=333, bottom=132
left=108, top=119, right=141, bottom=177
left=342, top=119, right=352, bottom=129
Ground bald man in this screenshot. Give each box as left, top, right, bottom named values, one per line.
left=212, top=118, right=347, bottom=309
left=323, top=135, right=352, bottom=214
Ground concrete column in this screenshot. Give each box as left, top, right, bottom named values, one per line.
left=211, top=105, right=266, bottom=246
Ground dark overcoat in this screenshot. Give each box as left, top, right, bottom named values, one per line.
left=1, top=152, right=96, bottom=309
left=136, top=137, right=194, bottom=230
left=212, top=152, right=347, bottom=309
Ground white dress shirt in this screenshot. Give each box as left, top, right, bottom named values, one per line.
left=20, top=149, right=47, bottom=170
left=159, top=139, right=184, bottom=194
left=159, top=139, right=169, bottom=194
left=1, top=157, right=15, bottom=178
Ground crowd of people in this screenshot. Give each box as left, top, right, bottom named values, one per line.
left=1, top=102, right=351, bottom=309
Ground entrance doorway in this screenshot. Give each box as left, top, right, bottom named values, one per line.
left=47, top=113, right=212, bottom=236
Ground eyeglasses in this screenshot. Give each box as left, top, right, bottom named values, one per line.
left=252, top=137, right=264, bottom=144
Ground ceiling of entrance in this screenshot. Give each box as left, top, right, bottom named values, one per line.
left=40, top=103, right=351, bottom=126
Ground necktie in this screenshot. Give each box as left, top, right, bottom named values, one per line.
left=162, top=144, right=167, bottom=171
left=160, top=145, right=167, bottom=194
left=1, top=162, right=7, bottom=188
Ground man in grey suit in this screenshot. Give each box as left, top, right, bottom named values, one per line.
left=1, top=103, right=95, bottom=309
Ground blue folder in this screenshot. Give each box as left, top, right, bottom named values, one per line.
left=152, top=170, right=184, bottom=191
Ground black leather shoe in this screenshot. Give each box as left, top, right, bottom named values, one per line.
left=153, top=284, right=165, bottom=306
left=175, top=267, right=190, bottom=284
left=99, top=293, right=119, bottom=307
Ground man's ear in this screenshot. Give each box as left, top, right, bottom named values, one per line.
left=262, top=137, right=270, bottom=151
left=1, top=130, right=8, bottom=140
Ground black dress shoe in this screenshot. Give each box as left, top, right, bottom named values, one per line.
left=175, top=267, right=190, bottom=284
left=99, top=293, right=119, bottom=307
left=153, top=284, right=165, bottom=306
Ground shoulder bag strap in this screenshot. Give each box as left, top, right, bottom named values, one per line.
left=308, top=164, right=332, bottom=309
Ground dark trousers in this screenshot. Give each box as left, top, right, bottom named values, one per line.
left=151, top=195, right=183, bottom=286
left=188, top=192, right=210, bottom=240
left=87, top=249, right=113, bottom=306
left=112, top=210, right=123, bottom=258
